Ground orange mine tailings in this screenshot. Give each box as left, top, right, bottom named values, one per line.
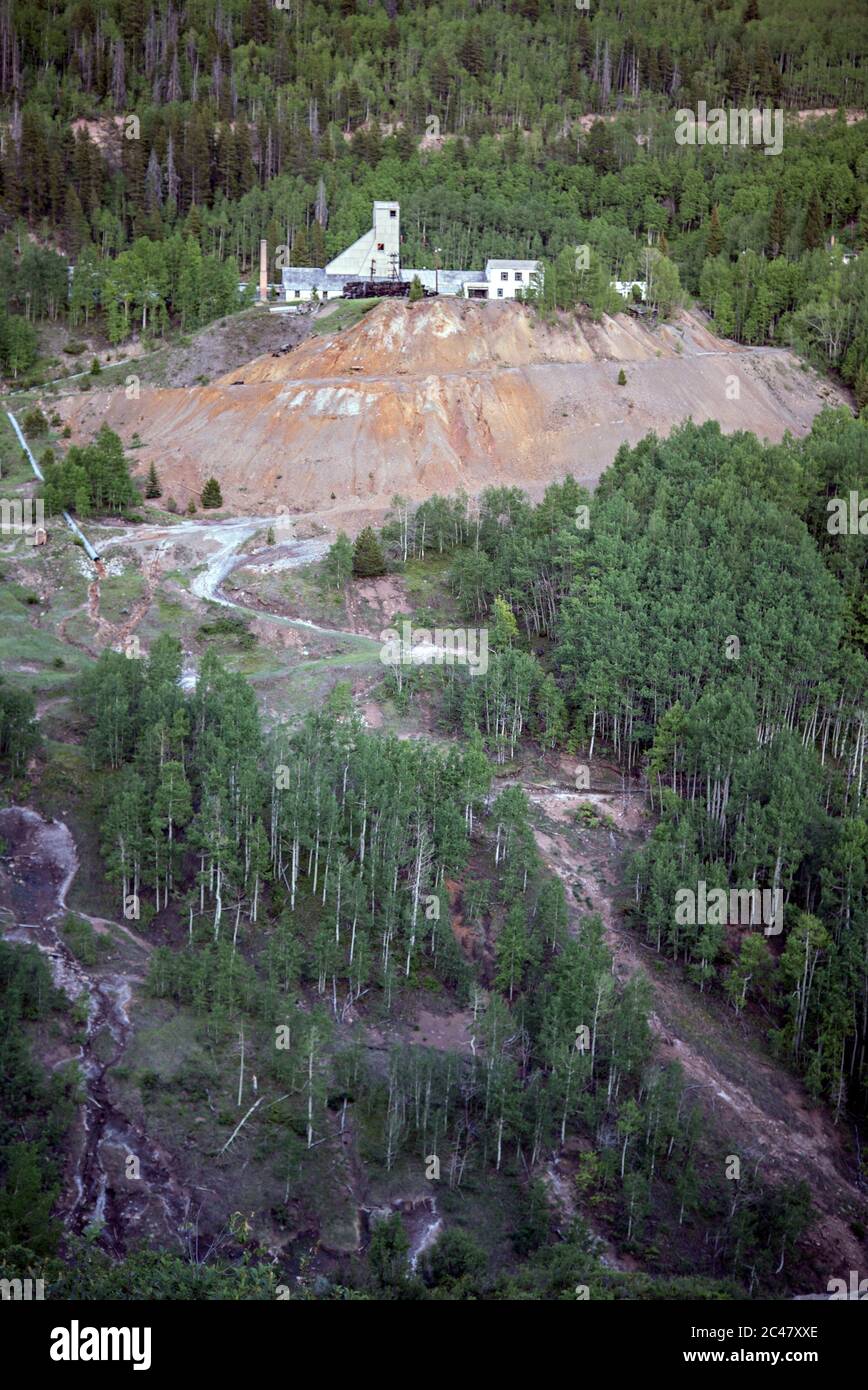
left=55, top=299, right=848, bottom=519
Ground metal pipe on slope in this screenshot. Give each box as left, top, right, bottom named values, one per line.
left=6, top=408, right=101, bottom=563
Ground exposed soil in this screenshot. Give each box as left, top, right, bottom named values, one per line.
left=0, top=806, right=192, bottom=1254
left=39, top=306, right=314, bottom=397
left=6, top=455, right=865, bottom=1293
left=517, top=766, right=868, bottom=1292
left=53, top=300, right=848, bottom=517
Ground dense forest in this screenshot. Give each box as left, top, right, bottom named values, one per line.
left=0, top=0, right=866, bottom=1310
left=0, top=633, right=818, bottom=1300
left=3, top=406, right=864, bottom=1298
left=0, top=0, right=865, bottom=394
left=339, top=409, right=868, bottom=1120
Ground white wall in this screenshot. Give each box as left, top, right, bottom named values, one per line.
left=324, top=230, right=377, bottom=277
left=485, top=265, right=534, bottom=299
left=372, top=201, right=401, bottom=274
left=326, top=201, right=400, bottom=278
left=284, top=287, right=343, bottom=302
left=614, top=280, right=647, bottom=301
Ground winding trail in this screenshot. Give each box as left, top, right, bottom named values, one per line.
left=95, top=514, right=380, bottom=670
left=11, top=496, right=865, bottom=1287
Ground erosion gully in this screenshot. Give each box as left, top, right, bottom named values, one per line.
left=0, top=806, right=189, bottom=1256
left=0, top=516, right=377, bottom=1261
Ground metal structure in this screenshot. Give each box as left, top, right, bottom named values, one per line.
left=343, top=279, right=413, bottom=300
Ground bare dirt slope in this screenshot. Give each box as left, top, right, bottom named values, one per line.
left=140, top=306, right=313, bottom=388
left=527, top=778, right=867, bottom=1290
left=55, top=299, right=847, bottom=518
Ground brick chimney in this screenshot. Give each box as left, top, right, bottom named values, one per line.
left=259, top=239, right=268, bottom=303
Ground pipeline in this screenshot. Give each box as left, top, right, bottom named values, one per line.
left=6, top=408, right=101, bottom=563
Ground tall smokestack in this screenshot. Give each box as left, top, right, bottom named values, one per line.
left=259, top=239, right=268, bottom=303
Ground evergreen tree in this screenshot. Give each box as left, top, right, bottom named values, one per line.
left=803, top=189, right=825, bottom=251
left=768, top=188, right=786, bottom=258
left=145, top=462, right=162, bottom=499
left=585, top=120, right=616, bottom=175
left=352, top=527, right=386, bottom=577
left=201, top=477, right=223, bottom=509
left=706, top=206, right=723, bottom=257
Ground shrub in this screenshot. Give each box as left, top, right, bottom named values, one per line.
left=421, top=1229, right=487, bottom=1288
left=62, top=914, right=108, bottom=966
left=22, top=408, right=48, bottom=435
left=198, top=614, right=255, bottom=649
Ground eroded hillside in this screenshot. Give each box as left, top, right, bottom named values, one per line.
left=54, top=300, right=847, bottom=518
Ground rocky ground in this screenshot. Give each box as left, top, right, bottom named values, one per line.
left=51, top=299, right=849, bottom=520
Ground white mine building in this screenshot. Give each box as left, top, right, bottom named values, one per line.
left=281, top=201, right=540, bottom=302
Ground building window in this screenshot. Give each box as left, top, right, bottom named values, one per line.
left=389, top=209, right=396, bottom=218
left=377, top=242, right=385, bottom=251
left=500, top=271, right=508, bottom=281
left=497, top=288, right=504, bottom=298
left=515, top=271, right=523, bottom=282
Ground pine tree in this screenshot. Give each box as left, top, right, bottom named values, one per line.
left=352, top=527, right=386, bottom=577
left=201, top=477, right=223, bottom=509
left=803, top=189, right=824, bottom=251
left=309, top=220, right=326, bottom=267
left=64, top=186, right=90, bottom=256
left=145, top=462, right=162, bottom=498
left=617, top=367, right=627, bottom=385
left=459, top=26, right=484, bottom=77
left=768, top=187, right=786, bottom=257
left=408, top=274, right=424, bottom=302
left=292, top=225, right=310, bottom=267
left=706, top=206, right=723, bottom=257
left=430, top=53, right=452, bottom=105
left=368, top=1213, right=409, bottom=1289
left=585, top=120, right=615, bottom=175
